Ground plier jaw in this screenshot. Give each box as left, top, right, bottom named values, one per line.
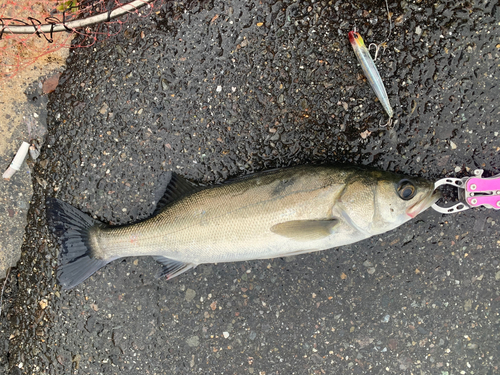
left=432, top=169, right=500, bottom=214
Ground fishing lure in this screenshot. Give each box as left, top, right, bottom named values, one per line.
left=348, top=30, right=394, bottom=122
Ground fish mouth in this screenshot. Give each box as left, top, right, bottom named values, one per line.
left=406, top=188, right=442, bottom=218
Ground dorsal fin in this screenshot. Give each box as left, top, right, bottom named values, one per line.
left=153, top=172, right=204, bottom=215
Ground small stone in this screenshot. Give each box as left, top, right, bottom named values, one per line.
left=186, top=336, right=199, bottom=347
left=185, top=288, right=196, bottom=301
left=99, top=102, right=109, bottom=114
left=394, top=14, right=404, bottom=26
left=223, top=332, right=229, bottom=338
left=42, top=73, right=62, bottom=94
left=72, top=354, right=81, bottom=369
left=360, top=130, right=371, bottom=139
left=495, top=271, right=500, bottom=280
left=464, top=299, right=472, bottom=312
left=39, top=299, right=48, bottom=309
left=450, top=141, right=457, bottom=149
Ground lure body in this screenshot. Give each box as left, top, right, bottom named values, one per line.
left=348, top=31, right=393, bottom=119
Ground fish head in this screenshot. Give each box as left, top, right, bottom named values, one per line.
left=337, top=170, right=441, bottom=235
left=348, top=31, right=365, bottom=48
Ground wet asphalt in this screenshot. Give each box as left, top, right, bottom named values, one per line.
left=2, top=0, right=500, bottom=374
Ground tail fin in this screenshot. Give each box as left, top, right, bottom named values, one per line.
left=46, top=198, right=111, bottom=290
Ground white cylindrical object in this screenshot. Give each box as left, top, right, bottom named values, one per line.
left=8, top=141, right=30, bottom=170
left=2, top=141, right=30, bottom=179
left=0, top=0, right=154, bottom=34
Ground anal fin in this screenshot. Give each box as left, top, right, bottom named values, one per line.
left=153, top=256, right=196, bottom=280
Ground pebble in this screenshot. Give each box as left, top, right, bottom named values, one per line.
left=185, top=288, right=196, bottom=302
left=186, top=336, right=200, bottom=347
left=99, top=103, right=109, bottom=114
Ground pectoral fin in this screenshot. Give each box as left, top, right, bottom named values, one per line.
left=270, top=219, right=339, bottom=241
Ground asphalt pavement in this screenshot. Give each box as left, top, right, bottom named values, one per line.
left=2, top=0, right=500, bottom=374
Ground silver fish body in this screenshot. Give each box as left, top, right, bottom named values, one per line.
left=47, top=165, right=440, bottom=289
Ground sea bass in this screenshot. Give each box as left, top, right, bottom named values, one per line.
left=47, top=164, right=440, bottom=289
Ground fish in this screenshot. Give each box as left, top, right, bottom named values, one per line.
left=46, top=164, right=440, bottom=289
left=348, top=30, right=394, bottom=120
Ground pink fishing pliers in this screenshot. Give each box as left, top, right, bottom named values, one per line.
left=432, top=169, right=500, bottom=214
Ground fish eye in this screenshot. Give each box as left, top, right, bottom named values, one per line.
left=396, top=179, right=416, bottom=200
